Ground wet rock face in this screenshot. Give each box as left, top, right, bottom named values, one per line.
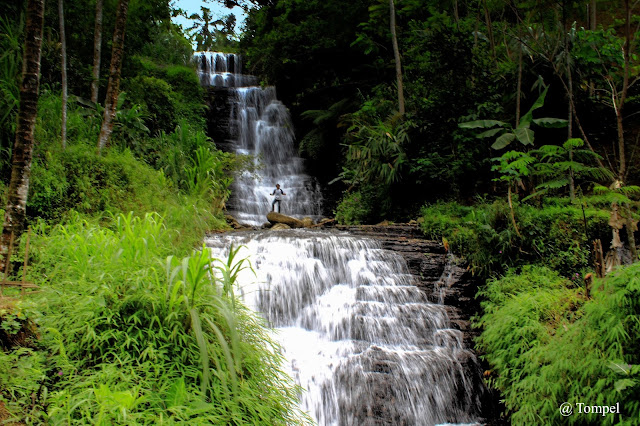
left=338, top=223, right=504, bottom=424
left=204, top=87, right=233, bottom=150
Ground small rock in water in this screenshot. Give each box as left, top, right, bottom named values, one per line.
left=301, top=217, right=314, bottom=227
left=271, top=223, right=291, bottom=230
left=224, top=214, right=243, bottom=229
left=318, top=218, right=335, bottom=227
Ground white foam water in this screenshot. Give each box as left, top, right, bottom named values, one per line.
left=205, top=230, right=482, bottom=425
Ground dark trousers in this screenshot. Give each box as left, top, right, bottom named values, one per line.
left=271, top=199, right=281, bottom=212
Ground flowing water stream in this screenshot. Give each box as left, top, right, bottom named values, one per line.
left=197, top=52, right=483, bottom=425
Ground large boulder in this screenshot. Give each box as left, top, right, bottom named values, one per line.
left=266, top=212, right=303, bottom=228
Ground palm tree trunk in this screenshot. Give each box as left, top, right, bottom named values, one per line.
left=588, top=0, right=596, bottom=96
left=97, top=0, right=130, bottom=153
left=515, top=38, right=522, bottom=127
left=0, top=0, right=45, bottom=271
left=91, top=0, right=104, bottom=104
left=58, top=0, right=67, bottom=149
left=389, top=0, right=405, bottom=116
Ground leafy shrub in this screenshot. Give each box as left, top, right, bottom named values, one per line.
left=420, top=199, right=609, bottom=277
left=126, top=75, right=179, bottom=135
left=335, top=185, right=388, bottom=225
left=476, top=264, right=640, bottom=425
left=124, top=56, right=205, bottom=136
left=27, top=142, right=228, bottom=252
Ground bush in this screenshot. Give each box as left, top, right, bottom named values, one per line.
left=2, top=213, right=309, bottom=424
left=126, top=75, right=179, bottom=135
left=27, top=142, right=228, bottom=253
left=124, top=57, right=205, bottom=136
left=476, top=264, right=640, bottom=425
left=420, top=199, right=610, bottom=277
left=335, top=185, right=388, bottom=225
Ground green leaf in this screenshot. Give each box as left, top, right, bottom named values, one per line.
left=459, top=120, right=507, bottom=129
left=476, top=128, right=505, bottom=139
left=492, top=133, right=516, bottom=150
left=530, top=86, right=549, bottom=111
left=515, top=127, right=535, bottom=145
left=532, top=118, right=569, bottom=128
left=614, top=379, right=635, bottom=393
left=563, top=138, right=584, bottom=149
left=520, top=87, right=549, bottom=127
left=164, top=378, right=187, bottom=409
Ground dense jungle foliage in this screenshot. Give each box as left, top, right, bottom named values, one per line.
left=239, top=0, right=640, bottom=423
left=0, top=0, right=639, bottom=424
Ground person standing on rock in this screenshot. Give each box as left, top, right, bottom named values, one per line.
left=270, top=183, right=286, bottom=213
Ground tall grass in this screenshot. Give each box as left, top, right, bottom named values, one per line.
left=3, top=213, right=310, bottom=424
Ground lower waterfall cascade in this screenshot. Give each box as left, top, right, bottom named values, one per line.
left=205, top=230, right=485, bottom=425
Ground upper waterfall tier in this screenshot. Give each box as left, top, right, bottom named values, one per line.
left=195, top=51, right=323, bottom=225
left=194, top=51, right=257, bottom=87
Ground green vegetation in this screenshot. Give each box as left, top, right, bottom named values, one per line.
left=476, top=265, right=640, bottom=424
left=420, top=199, right=611, bottom=278
left=2, top=0, right=640, bottom=423
left=0, top=213, right=306, bottom=424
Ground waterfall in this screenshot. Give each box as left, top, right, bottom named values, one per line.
left=194, top=51, right=323, bottom=226
left=197, top=51, right=484, bottom=425
left=205, top=230, right=483, bottom=425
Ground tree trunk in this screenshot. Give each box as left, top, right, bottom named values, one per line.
left=97, top=0, right=130, bottom=153
left=0, top=0, right=45, bottom=271
left=508, top=185, right=522, bottom=238
left=515, top=37, right=522, bottom=127
left=389, top=0, right=405, bottom=116
left=452, top=0, right=459, bottom=23
left=616, top=0, right=631, bottom=183
left=624, top=203, right=637, bottom=261
left=91, top=0, right=104, bottom=104
left=482, top=0, right=495, bottom=59
left=58, top=0, right=67, bottom=149
left=565, top=24, right=575, bottom=201
left=588, top=0, right=596, bottom=96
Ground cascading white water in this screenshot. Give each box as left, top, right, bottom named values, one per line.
left=194, top=51, right=323, bottom=226
left=197, top=51, right=483, bottom=425
left=205, top=230, right=483, bottom=425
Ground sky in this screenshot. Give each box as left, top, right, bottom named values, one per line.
left=170, top=0, right=246, bottom=37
